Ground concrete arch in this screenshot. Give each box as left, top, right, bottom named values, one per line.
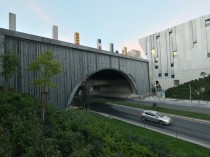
left=0, top=28, right=149, bottom=108
left=66, top=68, right=139, bottom=107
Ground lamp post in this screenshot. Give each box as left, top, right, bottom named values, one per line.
left=189, top=84, right=192, bottom=102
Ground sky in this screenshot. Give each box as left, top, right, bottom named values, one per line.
left=1, top=0, right=210, bottom=58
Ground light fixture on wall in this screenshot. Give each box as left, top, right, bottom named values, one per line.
left=173, top=51, right=177, bottom=57
left=151, top=49, right=155, bottom=55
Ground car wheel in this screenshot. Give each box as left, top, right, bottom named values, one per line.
left=159, top=121, right=164, bottom=125
left=142, top=117, right=146, bottom=121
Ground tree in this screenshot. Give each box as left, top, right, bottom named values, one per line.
left=29, top=51, right=62, bottom=125
left=81, top=79, right=92, bottom=114
left=200, top=72, right=207, bottom=78
left=0, top=52, right=19, bottom=93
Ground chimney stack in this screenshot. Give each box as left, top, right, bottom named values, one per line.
left=109, top=43, right=114, bottom=52
left=9, top=13, right=16, bottom=31
left=52, top=25, right=58, bottom=40
left=97, top=39, right=102, bottom=50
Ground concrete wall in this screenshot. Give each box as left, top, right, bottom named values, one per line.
left=139, top=13, right=210, bottom=90
left=0, top=28, right=150, bottom=108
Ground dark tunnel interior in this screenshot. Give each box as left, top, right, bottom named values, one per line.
left=89, top=69, right=127, bottom=80
left=71, top=69, right=135, bottom=106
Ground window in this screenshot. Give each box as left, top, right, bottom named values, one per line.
left=165, top=73, right=168, bottom=76
left=145, top=112, right=152, bottom=116
left=174, top=80, right=179, bottom=86
left=171, top=75, right=175, bottom=78
left=155, top=57, right=158, bottom=63
left=156, top=35, right=160, bottom=40
left=155, top=65, right=158, bottom=69
left=205, top=19, right=210, bottom=27
left=158, top=73, right=162, bottom=77
left=169, top=29, right=172, bottom=36
left=171, top=63, right=174, bottom=67
left=208, top=53, right=210, bottom=57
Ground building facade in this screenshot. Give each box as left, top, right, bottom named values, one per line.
left=139, top=14, right=210, bottom=91
left=128, top=49, right=141, bottom=58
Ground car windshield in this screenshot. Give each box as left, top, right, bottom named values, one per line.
left=156, top=112, right=164, bottom=117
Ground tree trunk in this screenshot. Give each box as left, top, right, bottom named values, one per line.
left=41, top=91, right=48, bottom=125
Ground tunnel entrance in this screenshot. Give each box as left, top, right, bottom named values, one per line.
left=90, top=69, right=134, bottom=94
left=71, top=69, right=137, bottom=106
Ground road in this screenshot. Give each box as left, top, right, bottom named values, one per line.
left=87, top=101, right=210, bottom=148
left=94, top=96, right=210, bottom=114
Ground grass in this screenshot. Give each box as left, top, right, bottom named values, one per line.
left=94, top=98, right=210, bottom=121
left=87, top=111, right=210, bottom=156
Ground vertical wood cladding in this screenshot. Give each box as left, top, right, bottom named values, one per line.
left=0, top=30, right=149, bottom=108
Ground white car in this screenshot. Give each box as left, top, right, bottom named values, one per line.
left=140, top=110, right=172, bottom=125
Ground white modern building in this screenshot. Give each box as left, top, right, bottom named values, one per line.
left=139, top=14, right=210, bottom=91
left=128, top=49, right=141, bottom=58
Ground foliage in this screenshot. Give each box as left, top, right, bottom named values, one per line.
left=166, top=74, right=210, bottom=101
left=28, top=51, right=62, bottom=91
left=0, top=52, right=19, bottom=92
left=151, top=86, right=156, bottom=93
left=28, top=51, right=62, bottom=124
left=1, top=90, right=210, bottom=157
left=200, top=72, right=207, bottom=78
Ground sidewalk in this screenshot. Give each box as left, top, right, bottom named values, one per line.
left=132, top=96, right=210, bottom=114
left=143, top=96, right=210, bottom=108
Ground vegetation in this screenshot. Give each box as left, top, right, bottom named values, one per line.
left=0, top=52, right=19, bottom=92
left=200, top=72, right=207, bottom=78
left=0, top=50, right=209, bottom=156
left=28, top=51, right=62, bottom=124
left=166, top=74, right=210, bottom=101
left=1, top=89, right=210, bottom=157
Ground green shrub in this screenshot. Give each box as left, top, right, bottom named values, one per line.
left=166, top=76, right=210, bottom=100
left=1, top=90, right=210, bottom=157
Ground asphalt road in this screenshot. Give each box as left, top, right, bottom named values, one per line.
left=95, top=96, right=210, bottom=114
left=87, top=101, right=210, bottom=148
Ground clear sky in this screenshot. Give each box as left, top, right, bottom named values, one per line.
left=1, top=0, right=210, bottom=57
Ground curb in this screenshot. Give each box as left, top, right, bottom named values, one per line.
left=141, top=98, right=210, bottom=107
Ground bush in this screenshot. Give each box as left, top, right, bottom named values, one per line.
left=1, top=90, right=209, bottom=156
left=166, top=76, right=210, bottom=100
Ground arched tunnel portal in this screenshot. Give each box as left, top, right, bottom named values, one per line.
left=68, top=69, right=138, bottom=106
